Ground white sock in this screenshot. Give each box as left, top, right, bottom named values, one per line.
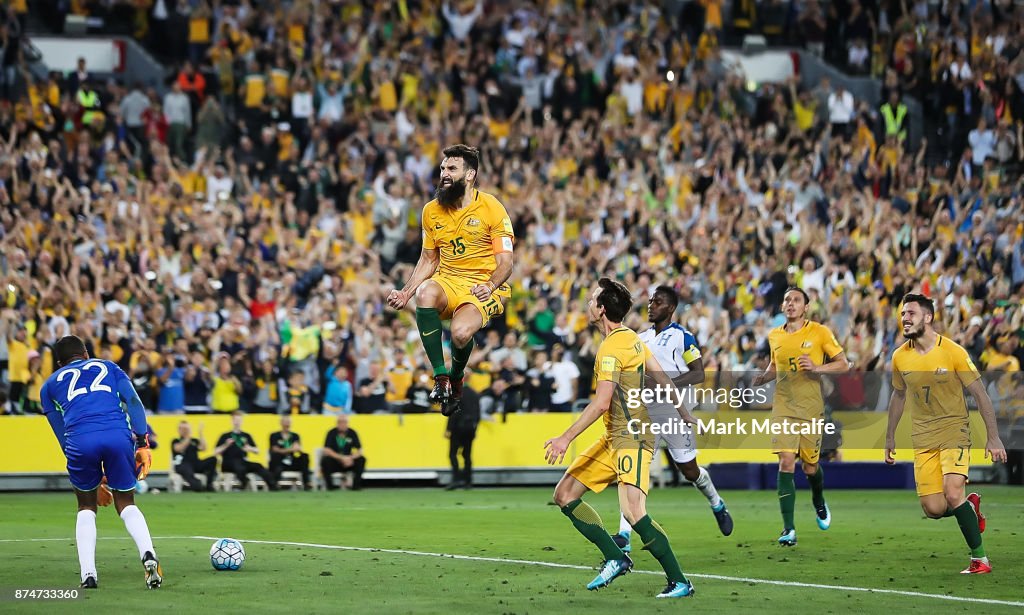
left=119, top=505, right=155, bottom=560
left=693, top=466, right=722, bottom=508
left=76, top=510, right=97, bottom=582
left=618, top=513, right=632, bottom=535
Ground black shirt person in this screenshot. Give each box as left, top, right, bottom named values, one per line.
left=446, top=385, right=481, bottom=490
left=214, top=411, right=277, bottom=490
left=171, top=420, right=216, bottom=491
left=322, top=415, right=367, bottom=490
left=269, top=415, right=311, bottom=489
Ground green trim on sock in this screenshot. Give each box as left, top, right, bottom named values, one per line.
left=561, top=499, right=623, bottom=561
left=778, top=472, right=796, bottom=531
left=808, top=465, right=825, bottom=508
left=416, top=307, right=448, bottom=376
left=953, top=501, right=985, bottom=558
left=450, top=337, right=475, bottom=381
left=632, top=515, right=687, bottom=584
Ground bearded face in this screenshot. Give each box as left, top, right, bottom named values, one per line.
left=435, top=175, right=467, bottom=209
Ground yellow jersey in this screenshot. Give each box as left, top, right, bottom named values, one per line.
left=892, top=335, right=979, bottom=450
left=421, top=189, right=514, bottom=284
left=769, top=320, right=844, bottom=420
left=595, top=327, right=655, bottom=451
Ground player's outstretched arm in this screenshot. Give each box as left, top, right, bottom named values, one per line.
left=39, top=383, right=66, bottom=452
left=543, top=380, right=614, bottom=465
left=752, top=360, right=777, bottom=387
left=884, top=387, right=906, bottom=464
left=473, top=251, right=514, bottom=300
left=388, top=247, right=440, bottom=309
left=966, top=379, right=1008, bottom=463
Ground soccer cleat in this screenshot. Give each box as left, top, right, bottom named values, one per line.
left=80, top=576, right=97, bottom=589
left=142, top=551, right=163, bottom=589
left=442, top=376, right=464, bottom=417
left=967, top=493, right=986, bottom=533
left=815, top=502, right=831, bottom=530
left=611, top=531, right=632, bottom=553
left=586, top=555, right=633, bottom=590
left=778, top=529, right=797, bottom=547
left=656, top=578, right=696, bottom=598
left=712, top=501, right=734, bottom=536
left=960, top=558, right=992, bottom=574
left=429, top=375, right=452, bottom=405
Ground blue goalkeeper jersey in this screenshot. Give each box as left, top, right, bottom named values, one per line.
left=41, top=358, right=146, bottom=443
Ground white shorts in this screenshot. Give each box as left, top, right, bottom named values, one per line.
left=648, top=405, right=698, bottom=464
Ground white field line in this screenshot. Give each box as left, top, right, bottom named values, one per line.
left=1, top=535, right=1021, bottom=608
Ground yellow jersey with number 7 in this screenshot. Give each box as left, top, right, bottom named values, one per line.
left=891, top=335, right=979, bottom=450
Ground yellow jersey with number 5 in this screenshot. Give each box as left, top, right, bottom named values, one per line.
left=768, top=320, right=844, bottom=420
left=892, top=335, right=979, bottom=450
left=595, top=327, right=655, bottom=451
left=422, top=190, right=514, bottom=284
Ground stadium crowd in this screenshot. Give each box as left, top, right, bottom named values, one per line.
left=0, top=0, right=1022, bottom=421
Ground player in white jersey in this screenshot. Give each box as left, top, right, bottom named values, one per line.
left=612, top=286, right=734, bottom=551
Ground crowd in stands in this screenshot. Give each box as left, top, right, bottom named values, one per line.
left=0, top=0, right=1022, bottom=420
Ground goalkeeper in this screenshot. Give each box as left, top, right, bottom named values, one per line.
left=40, top=335, right=163, bottom=590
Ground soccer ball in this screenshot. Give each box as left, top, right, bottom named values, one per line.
left=210, top=538, right=245, bottom=571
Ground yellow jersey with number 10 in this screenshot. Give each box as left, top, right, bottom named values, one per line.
left=422, top=189, right=514, bottom=284
left=595, top=327, right=655, bottom=451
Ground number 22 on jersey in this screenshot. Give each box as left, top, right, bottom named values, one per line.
left=56, top=360, right=112, bottom=402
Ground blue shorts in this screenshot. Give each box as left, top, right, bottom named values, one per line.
left=65, top=430, right=137, bottom=492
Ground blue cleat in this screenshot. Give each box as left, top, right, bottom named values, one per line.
left=611, top=531, right=631, bottom=553
left=586, top=555, right=633, bottom=590
left=815, top=502, right=831, bottom=530
left=712, top=501, right=734, bottom=536
left=656, top=578, right=696, bottom=598
left=778, top=528, right=797, bottom=546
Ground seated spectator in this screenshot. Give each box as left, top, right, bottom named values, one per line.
left=405, top=371, right=433, bottom=413
left=323, top=364, right=353, bottom=414
left=214, top=411, right=277, bottom=490
left=525, top=351, right=554, bottom=412
left=322, top=415, right=367, bottom=490
left=269, top=415, right=311, bottom=490
left=284, top=370, right=311, bottom=414
left=353, top=363, right=389, bottom=414
left=183, top=353, right=212, bottom=414
left=171, top=421, right=216, bottom=492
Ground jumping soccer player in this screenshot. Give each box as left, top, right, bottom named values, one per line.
left=752, top=287, right=848, bottom=547
left=885, top=293, right=1006, bottom=574
left=544, top=278, right=697, bottom=599
left=40, top=335, right=162, bottom=589
left=386, top=144, right=514, bottom=417
left=612, top=285, right=733, bottom=554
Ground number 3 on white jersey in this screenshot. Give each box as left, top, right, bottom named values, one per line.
left=56, top=360, right=113, bottom=402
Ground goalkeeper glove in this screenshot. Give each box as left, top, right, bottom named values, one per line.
left=134, top=433, right=152, bottom=480
left=97, top=477, right=113, bottom=507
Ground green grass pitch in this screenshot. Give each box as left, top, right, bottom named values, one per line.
left=1, top=487, right=1022, bottom=613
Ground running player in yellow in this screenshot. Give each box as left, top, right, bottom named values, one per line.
left=544, top=278, right=697, bottom=599
left=884, top=293, right=1007, bottom=574
left=753, top=287, right=848, bottom=546
left=386, top=145, right=514, bottom=416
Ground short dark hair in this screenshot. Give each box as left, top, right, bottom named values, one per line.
left=654, top=285, right=679, bottom=309
left=597, top=277, right=633, bottom=323
left=785, top=287, right=810, bottom=304
left=54, top=335, right=87, bottom=367
left=442, top=144, right=480, bottom=173
left=901, top=293, right=934, bottom=317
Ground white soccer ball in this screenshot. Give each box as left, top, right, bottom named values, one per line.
left=210, top=538, right=246, bottom=571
